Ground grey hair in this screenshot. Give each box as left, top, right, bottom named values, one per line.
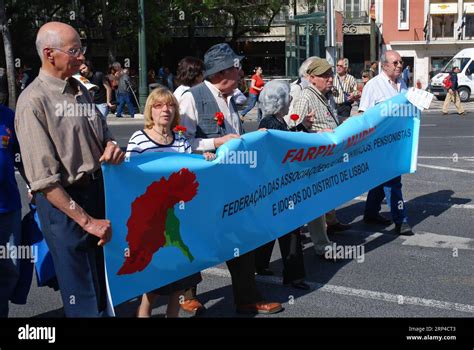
left=338, top=58, right=349, bottom=67
left=298, top=56, right=320, bottom=78
left=259, top=80, right=291, bottom=118
left=380, top=52, right=388, bottom=64
left=35, top=29, right=63, bottom=62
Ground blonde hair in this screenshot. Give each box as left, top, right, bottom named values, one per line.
left=144, top=87, right=180, bottom=130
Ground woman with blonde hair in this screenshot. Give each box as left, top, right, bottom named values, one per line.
left=126, top=87, right=214, bottom=317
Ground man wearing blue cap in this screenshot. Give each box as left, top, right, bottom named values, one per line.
left=180, top=43, right=282, bottom=315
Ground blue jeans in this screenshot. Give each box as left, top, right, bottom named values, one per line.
left=364, top=176, right=407, bottom=224
left=96, top=103, right=109, bottom=120
left=0, top=210, right=21, bottom=317
left=116, top=92, right=135, bottom=117
left=241, top=93, right=262, bottom=121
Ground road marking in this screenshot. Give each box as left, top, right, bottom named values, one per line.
left=418, top=156, right=474, bottom=160
left=203, top=267, right=474, bottom=314
left=352, top=195, right=474, bottom=209
left=418, top=163, right=474, bottom=174
left=399, top=231, right=474, bottom=250
left=420, top=136, right=474, bottom=139
left=327, top=227, right=474, bottom=251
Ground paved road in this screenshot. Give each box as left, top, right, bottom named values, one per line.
left=8, top=106, right=474, bottom=321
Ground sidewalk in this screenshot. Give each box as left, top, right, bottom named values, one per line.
left=104, top=96, right=473, bottom=124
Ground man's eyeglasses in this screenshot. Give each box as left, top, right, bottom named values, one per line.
left=153, top=102, right=176, bottom=109
left=50, top=46, right=87, bottom=57
left=336, top=64, right=345, bottom=68
left=391, top=60, right=404, bottom=66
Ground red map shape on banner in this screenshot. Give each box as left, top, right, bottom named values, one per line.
left=117, top=168, right=198, bottom=275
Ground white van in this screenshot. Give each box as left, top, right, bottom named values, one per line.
left=430, top=48, right=474, bottom=102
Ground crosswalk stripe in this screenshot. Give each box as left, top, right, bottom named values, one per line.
left=203, top=267, right=474, bottom=314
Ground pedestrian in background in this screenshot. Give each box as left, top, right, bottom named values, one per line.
left=442, top=66, right=465, bottom=116
left=240, top=66, right=264, bottom=122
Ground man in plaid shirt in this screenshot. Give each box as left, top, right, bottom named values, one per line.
left=289, top=58, right=351, bottom=259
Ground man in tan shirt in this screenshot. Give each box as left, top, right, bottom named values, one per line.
left=15, top=22, right=125, bottom=317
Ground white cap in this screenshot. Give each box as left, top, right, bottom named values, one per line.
left=72, top=74, right=99, bottom=92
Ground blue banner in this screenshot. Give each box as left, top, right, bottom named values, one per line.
left=103, top=94, right=420, bottom=306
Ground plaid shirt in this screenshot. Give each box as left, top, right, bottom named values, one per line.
left=333, top=73, right=357, bottom=105
left=289, top=85, right=339, bottom=132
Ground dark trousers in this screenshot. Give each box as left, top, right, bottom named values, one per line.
left=336, top=103, right=352, bottom=122
left=255, top=229, right=305, bottom=285
left=364, top=176, right=407, bottom=225
left=226, top=250, right=262, bottom=305
left=36, top=177, right=110, bottom=317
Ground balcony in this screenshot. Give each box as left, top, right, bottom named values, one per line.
left=343, top=11, right=369, bottom=24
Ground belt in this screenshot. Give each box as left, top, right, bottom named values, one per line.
left=69, top=169, right=103, bottom=188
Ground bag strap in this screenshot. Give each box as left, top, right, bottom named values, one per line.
left=307, top=87, right=340, bottom=126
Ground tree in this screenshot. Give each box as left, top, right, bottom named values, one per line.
left=0, top=0, right=16, bottom=108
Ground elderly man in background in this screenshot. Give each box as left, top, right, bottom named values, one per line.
left=286, top=56, right=319, bottom=124
left=15, top=22, right=125, bottom=317
left=180, top=43, right=282, bottom=315
left=358, top=50, right=414, bottom=236
left=333, top=58, right=359, bottom=123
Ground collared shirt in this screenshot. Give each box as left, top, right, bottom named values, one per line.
left=333, top=73, right=357, bottom=104
left=179, top=80, right=241, bottom=152
left=289, top=85, right=339, bottom=132
left=358, top=71, right=408, bottom=112
left=15, top=69, right=114, bottom=192
left=284, top=77, right=310, bottom=124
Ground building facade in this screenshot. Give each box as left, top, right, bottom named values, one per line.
left=380, top=0, right=474, bottom=89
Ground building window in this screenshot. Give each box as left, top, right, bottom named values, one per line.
left=432, top=14, right=455, bottom=38
left=345, top=0, right=361, bottom=16
left=398, top=0, right=409, bottom=30
left=466, top=14, right=474, bottom=38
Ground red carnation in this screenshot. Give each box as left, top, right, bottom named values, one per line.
left=173, top=125, right=187, bottom=136
left=290, top=114, right=299, bottom=122
left=214, top=112, right=225, bottom=126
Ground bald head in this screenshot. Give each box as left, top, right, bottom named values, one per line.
left=381, top=50, right=403, bottom=81
left=36, top=22, right=80, bottom=62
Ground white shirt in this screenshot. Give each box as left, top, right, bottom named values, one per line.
left=173, top=85, right=190, bottom=103
left=358, top=71, right=407, bottom=112
left=179, top=80, right=241, bottom=152
left=284, top=77, right=310, bottom=124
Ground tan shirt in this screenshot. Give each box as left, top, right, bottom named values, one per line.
left=15, top=69, right=114, bottom=192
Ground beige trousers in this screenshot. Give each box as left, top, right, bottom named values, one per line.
left=307, top=215, right=332, bottom=255
left=442, top=90, right=465, bottom=114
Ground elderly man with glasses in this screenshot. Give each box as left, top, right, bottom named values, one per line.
left=15, top=22, right=125, bottom=317
left=289, top=58, right=350, bottom=260
left=358, top=50, right=414, bottom=236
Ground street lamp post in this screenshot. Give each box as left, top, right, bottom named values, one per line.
left=138, top=0, right=148, bottom=112
left=325, top=0, right=336, bottom=67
